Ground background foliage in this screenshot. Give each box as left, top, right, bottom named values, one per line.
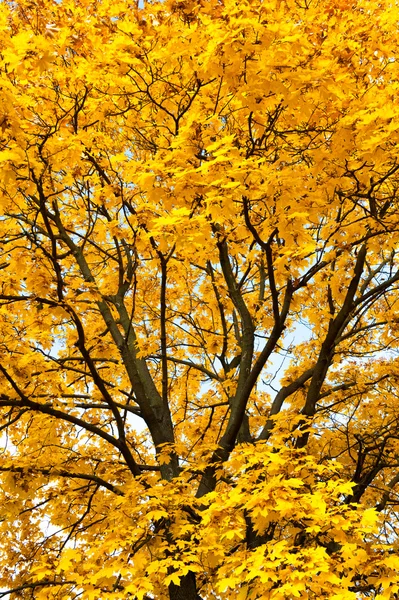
left=1, top=0, right=399, bottom=598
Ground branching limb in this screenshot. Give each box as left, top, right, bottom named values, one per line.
left=258, top=367, right=315, bottom=440
left=0, top=580, right=76, bottom=598
left=0, top=466, right=124, bottom=496
left=296, top=245, right=368, bottom=448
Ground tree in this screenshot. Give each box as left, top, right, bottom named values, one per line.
left=0, top=0, right=399, bottom=597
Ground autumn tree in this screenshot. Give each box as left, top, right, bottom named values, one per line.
left=1, top=0, right=399, bottom=598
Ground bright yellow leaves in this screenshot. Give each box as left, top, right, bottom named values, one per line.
left=191, top=444, right=387, bottom=599
left=1, top=0, right=399, bottom=599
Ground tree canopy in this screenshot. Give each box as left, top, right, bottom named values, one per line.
left=1, top=0, right=399, bottom=598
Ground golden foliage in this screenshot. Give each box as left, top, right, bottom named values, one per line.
left=0, top=0, right=399, bottom=598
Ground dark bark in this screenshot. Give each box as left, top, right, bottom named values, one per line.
left=296, top=244, right=368, bottom=449
left=169, top=572, right=202, bottom=600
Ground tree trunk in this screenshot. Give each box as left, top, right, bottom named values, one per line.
left=169, top=572, right=201, bottom=600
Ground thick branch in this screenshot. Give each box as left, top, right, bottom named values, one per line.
left=0, top=373, right=127, bottom=461
left=376, top=472, right=399, bottom=511
left=61, top=303, right=141, bottom=477
left=297, top=245, right=367, bottom=447
left=196, top=255, right=293, bottom=498
left=148, top=355, right=222, bottom=382
left=0, top=580, right=75, bottom=598
left=258, top=367, right=315, bottom=440
left=0, top=466, right=124, bottom=496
